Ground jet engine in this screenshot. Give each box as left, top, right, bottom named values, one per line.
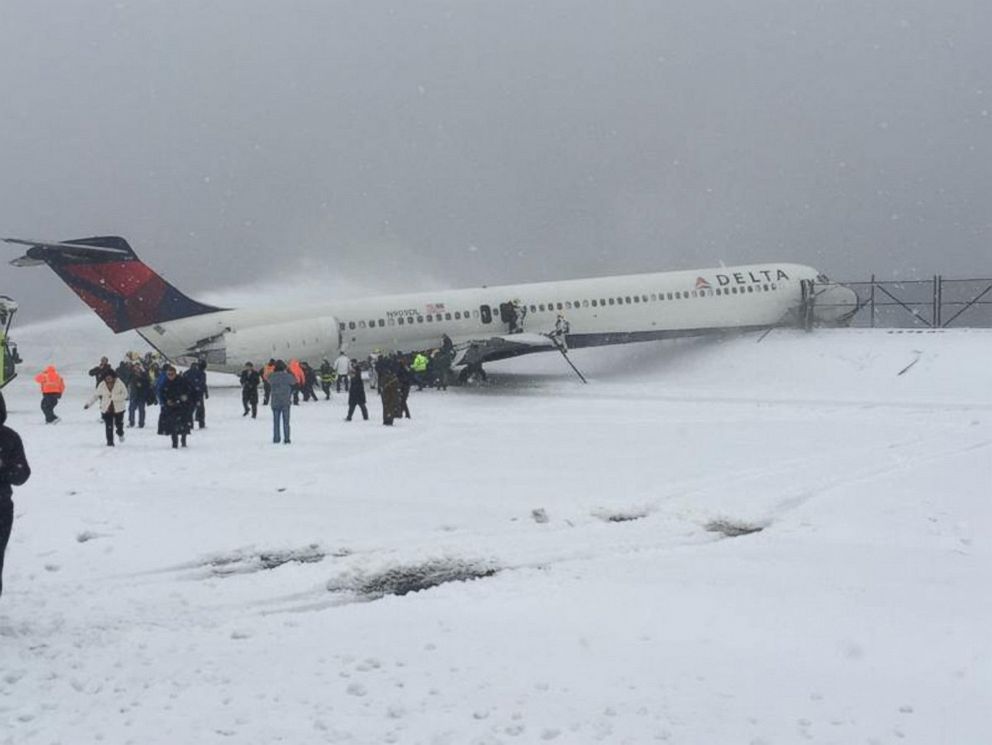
left=180, top=316, right=340, bottom=372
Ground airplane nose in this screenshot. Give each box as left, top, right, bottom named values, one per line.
left=813, top=283, right=860, bottom=326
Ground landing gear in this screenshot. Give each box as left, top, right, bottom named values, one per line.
left=458, top=362, right=488, bottom=384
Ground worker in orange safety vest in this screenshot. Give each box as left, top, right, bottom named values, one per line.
left=34, top=365, right=66, bottom=424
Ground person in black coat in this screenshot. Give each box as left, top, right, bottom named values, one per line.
left=395, top=357, right=413, bottom=419
left=88, top=356, right=113, bottom=388
left=183, top=360, right=208, bottom=429
left=128, top=363, right=150, bottom=428
left=0, top=392, right=31, bottom=599
left=160, top=366, right=194, bottom=448
left=239, top=362, right=261, bottom=418
left=345, top=363, right=368, bottom=421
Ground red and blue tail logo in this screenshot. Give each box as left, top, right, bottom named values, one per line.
left=5, top=236, right=223, bottom=333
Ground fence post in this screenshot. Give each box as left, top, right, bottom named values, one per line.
left=932, top=275, right=940, bottom=328
left=936, top=275, right=943, bottom=328
left=870, top=274, right=876, bottom=328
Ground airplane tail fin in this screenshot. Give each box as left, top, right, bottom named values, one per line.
left=5, top=236, right=223, bottom=333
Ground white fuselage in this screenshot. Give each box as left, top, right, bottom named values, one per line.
left=139, top=263, right=850, bottom=373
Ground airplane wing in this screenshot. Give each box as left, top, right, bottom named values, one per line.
left=453, top=332, right=559, bottom=367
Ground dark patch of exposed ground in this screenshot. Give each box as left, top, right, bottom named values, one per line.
left=705, top=519, right=765, bottom=538
left=327, top=559, right=500, bottom=600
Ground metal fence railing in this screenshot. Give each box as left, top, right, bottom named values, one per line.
left=835, top=276, right=992, bottom=328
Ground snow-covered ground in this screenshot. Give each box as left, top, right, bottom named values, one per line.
left=1, top=319, right=989, bottom=744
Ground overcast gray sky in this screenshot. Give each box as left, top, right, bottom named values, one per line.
left=1, top=1, right=989, bottom=323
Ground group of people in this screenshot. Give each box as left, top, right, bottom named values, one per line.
left=34, top=355, right=208, bottom=448
left=32, top=333, right=469, bottom=449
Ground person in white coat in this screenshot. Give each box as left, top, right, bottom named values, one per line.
left=85, top=369, right=129, bottom=446
left=334, top=352, right=351, bottom=393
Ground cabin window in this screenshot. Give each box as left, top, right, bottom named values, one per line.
left=633, top=296, right=640, bottom=303
left=771, top=283, right=777, bottom=290
left=747, top=285, right=754, bottom=293
left=339, top=322, right=346, bottom=331
left=556, top=302, right=563, bottom=310
left=378, top=319, right=385, bottom=327
left=426, top=314, right=433, bottom=322
left=349, top=321, right=356, bottom=330
left=582, top=300, right=590, bottom=307
left=763, top=284, right=769, bottom=292
left=416, top=316, right=424, bottom=323
left=539, top=304, right=545, bottom=312
left=397, top=317, right=405, bottom=325
left=591, top=299, right=598, bottom=307
left=565, top=301, right=572, bottom=309
left=666, top=292, right=673, bottom=300
left=479, top=306, right=491, bottom=323
left=388, top=318, right=395, bottom=326
left=445, top=312, right=452, bottom=320
left=454, top=311, right=461, bottom=320
left=625, top=296, right=631, bottom=304
left=529, top=305, right=537, bottom=313
left=650, top=293, right=656, bottom=301
left=608, top=298, right=615, bottom=305
left=359, top=321, right=366, bottom=329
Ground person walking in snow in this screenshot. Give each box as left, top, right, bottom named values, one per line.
left=395, top=356, right=413, bottom=419
left=127, top=362, right=149, bottom=428
left=367, top=350, right=381, bottom=390
left=301, top=361, right=319, bottom=402
left=0, top=392, right=31, bottom=600
left=84, top=369, right=129, bottom=447
left=268, top=360, right=296, bottom=444
left=334, top=351, right=351, bottom=392
left=287, top=359, right=305, bottom=405
left=261, top=358, right=276, bottom=405
left=183, top=360, right=208, bottom=429
left=88, top=356, right=113, bottom=388
left=34, top=364, right=65, bottom=424
left=375, top=355, right=398, bottom=426
left=345, top=363, right=368, bottom=421
left=159, top=365, right=194, bottom=448
left=239, top=361, right=260, bottom=418
left=319, top=359, right=335, bottom=400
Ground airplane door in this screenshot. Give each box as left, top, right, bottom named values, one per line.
left=499, top=302, right=514, bottom=323
left=480, top=305, right=493, bottom=324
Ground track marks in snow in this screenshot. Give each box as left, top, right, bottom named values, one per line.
left=326, top=557, right=500, bottom=600
left=135, top=543, right=348, bottom=580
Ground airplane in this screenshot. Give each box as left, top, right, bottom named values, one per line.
left=5, top=235, right=858, bottom=377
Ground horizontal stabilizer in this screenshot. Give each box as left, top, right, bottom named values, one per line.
left=3, top=235, right=224, bottom=333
